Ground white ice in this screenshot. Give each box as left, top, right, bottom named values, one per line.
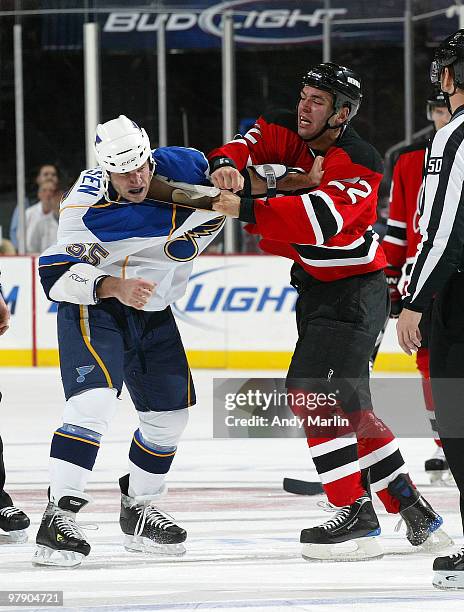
left=0, top=368, right=462, bottom=612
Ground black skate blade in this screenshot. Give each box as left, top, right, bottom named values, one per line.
left=283, top=478, right=323, bottom=496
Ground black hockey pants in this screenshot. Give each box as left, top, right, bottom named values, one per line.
left=0, top=392, right=4, bottom=491
left=429, top=270, right=464, bottom=534
left=287, top=264, right=389, bottom=409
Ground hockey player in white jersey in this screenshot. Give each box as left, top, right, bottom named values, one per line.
left=32, top=116, right=225, bottom=567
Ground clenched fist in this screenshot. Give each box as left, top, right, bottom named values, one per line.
left=210, top=166, right=244, bottom=193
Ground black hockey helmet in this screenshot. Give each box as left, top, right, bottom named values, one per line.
left=430, top=29, right=464, bottom=89
left=301, top=63, right=362, bottom=121
left=426, top=90, right=447, bottom=120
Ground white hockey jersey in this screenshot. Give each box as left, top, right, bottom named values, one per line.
left=39, top=147, right=225, bottom=311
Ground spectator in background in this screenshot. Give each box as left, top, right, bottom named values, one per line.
left=26, top=183, right=62, bottom=254
left=9, top=164, right=60, bottom=250
left=35, top=164, right=59, bottom=185
left=0, top=240, right=16, bottom=256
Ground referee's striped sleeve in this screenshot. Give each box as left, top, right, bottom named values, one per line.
left=404, top=113, right=464, bottom=312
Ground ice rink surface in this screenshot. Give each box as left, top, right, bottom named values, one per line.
left=0, top=368, right=462, bottom=612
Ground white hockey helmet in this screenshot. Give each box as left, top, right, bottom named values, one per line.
left=94, top=115, right=154, bottom=174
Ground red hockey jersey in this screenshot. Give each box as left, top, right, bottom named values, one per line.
left=382, top=143, right=426, bottom=279
left=208, top=110, right=386, bottom=281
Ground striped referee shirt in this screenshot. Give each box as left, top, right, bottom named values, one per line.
left=404, top=105, right=464, bottom=312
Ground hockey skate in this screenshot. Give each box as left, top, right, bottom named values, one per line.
left=119, top=474, right=186, bottom=556
left=425, top=447, right=455, bottom=486
left=433, top=547, right=464, bottom=589
left=300, top=495, right=384, bottom=562
left=32, top=490, right=91, bottom=568
left=0, top=490, right=30, bottom=543
left=388, top=474, right=452, bottom=551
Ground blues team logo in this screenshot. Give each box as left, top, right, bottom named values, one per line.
left=164, top=217, right=225, bottom=262
left=76, top=365, right=95, bottom=383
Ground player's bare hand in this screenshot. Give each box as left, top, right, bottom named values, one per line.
left=212, top=190, right=241, bottom=218
left=97, top=277, right=156, bottom=309
left=0, top=296, right=10, bottom=336
left=118, top=278, right=155, bottom=309
left=210, top=167, right=244, bottom=193
left=396, top=308, right=422, bottom=355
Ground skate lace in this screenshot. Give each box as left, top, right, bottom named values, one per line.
left=134, top=504, right=176, bottom=537
left=0, top=505, right=24, bottom=518
left=49, top=511, right=90, bottom=540
left=317, top=501, right=351, bottom=530
left=450, top=547, right=464, bottom=559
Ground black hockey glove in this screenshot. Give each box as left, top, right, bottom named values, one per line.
left=386, top=265, right=403, bottom=318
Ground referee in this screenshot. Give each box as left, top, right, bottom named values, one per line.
left=397, top=30, right=464, bottom=589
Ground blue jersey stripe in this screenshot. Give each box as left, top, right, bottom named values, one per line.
left=39, top=254, right=82, bottom=267
left=82, top=200, right=194, bottom=242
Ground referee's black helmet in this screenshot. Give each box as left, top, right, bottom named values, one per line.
left=430, top=30, right=464, bottom=89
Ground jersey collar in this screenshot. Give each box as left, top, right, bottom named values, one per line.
left=451, top=104, right=464, bottom=119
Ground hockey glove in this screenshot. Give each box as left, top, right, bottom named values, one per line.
left=386, top=265, right=403, bottom=318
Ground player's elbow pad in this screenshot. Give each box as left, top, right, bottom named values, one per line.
left=48, top=263, right=108, bottom=305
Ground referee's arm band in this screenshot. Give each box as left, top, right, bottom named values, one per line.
left=401, top=296, right=424, bottom=313
left=238, top=197, right=256, bottom=224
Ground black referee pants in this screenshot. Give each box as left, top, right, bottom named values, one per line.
left=0, top=392, right=5, bottom=492
left=429, top=270, right=464, bottom=533
left=0, top=435, right=4, bottom=493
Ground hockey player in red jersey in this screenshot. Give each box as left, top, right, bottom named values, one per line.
left=208, top=63, right=451, bottom=561
left=383, top=92, right=451, bottom=484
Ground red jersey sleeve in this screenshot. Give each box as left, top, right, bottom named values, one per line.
left=243, top=147, right=381, bottom=245
left=382, top=155, right=408, bottom=269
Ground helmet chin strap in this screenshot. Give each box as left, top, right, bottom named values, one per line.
left=301, top=110, right=343, bottom=143
left=102, top=170, right=114, bottom=203
left=102, top=170, right=124, bottom=203
left=441, top=65, right=459, bottom=115
left=442, top=89, right=455, bottom=115
left=148, top=157, right=156, bottom=180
